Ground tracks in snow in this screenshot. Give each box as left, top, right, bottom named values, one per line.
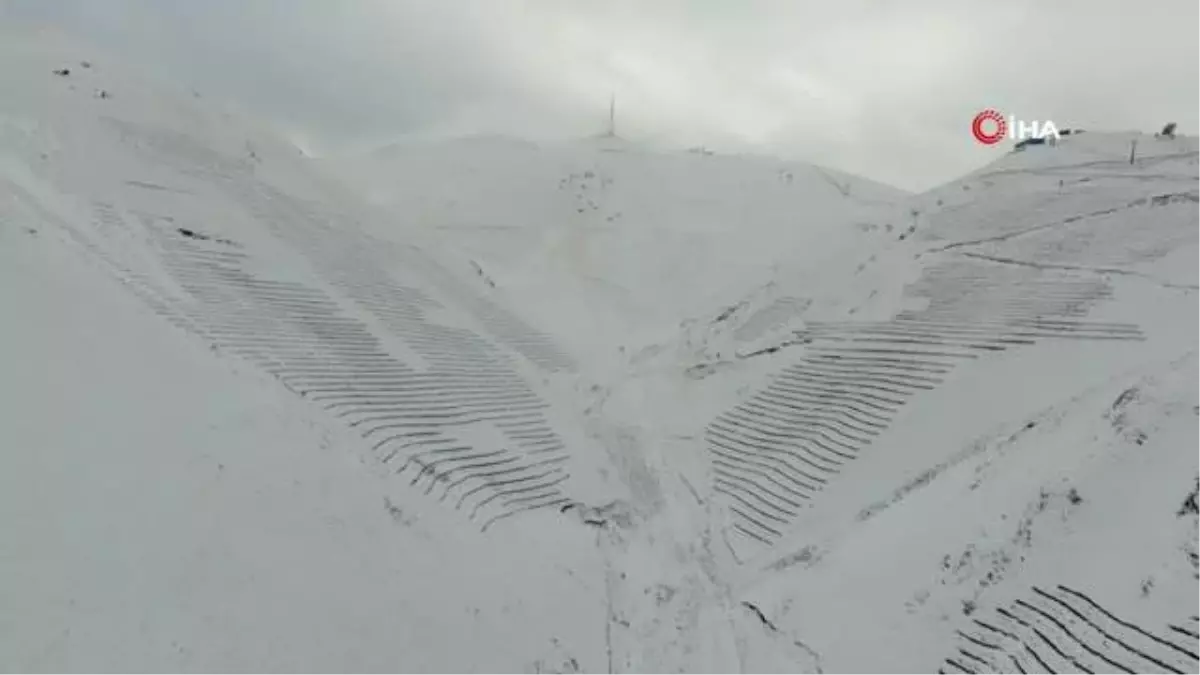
left=6, top=125, right=580, bottom=532
left=707, top=174, right=1197, bottom=551
left=150, top=209, right=571, bottom=530
left=940, top=585, right=1199, bottom=674
left=708, top=251, right=1146, bottom=549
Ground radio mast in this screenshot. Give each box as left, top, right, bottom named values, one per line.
left=606, top=93, right=616, bottom=137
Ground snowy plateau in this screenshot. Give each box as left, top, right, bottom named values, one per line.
left=1, top=27, right=1198, bottom=674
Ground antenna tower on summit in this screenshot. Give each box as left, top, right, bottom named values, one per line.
left=606, top=93, right=616, bottom=137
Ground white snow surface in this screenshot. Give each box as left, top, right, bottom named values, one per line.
left=320, top=133, right=906, bottom=381
left=1, top=26, right=1197, bottom=673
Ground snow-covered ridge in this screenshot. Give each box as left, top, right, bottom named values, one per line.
left=2, top=27, right=623, bottom=671
left=595, top=129, right=1197, bottom=670
left=319, top=130, right=908, bottom=375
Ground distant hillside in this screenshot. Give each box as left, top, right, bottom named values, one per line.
left=320, top=136, right=908, bottom=374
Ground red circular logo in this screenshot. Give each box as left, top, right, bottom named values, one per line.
left=972, top=109, right=1007, bottom=145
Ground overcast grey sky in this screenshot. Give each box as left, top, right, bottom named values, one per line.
left=5, top=0, right=1198, bottom=190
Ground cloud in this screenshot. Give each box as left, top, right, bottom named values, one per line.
left=5, top=0, right=1197, bottom=190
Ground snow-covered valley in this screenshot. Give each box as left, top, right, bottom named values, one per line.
left=1, top=27, right=1197, bottom=673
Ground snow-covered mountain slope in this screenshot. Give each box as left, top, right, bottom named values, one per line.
left=592, top=130, right=1199, bottom=671
left=322, top=136, right=907, bottom=375
left=0, top=203, right=608, bottom=672
left=0, top=27, right=620, bottom=672
left=2, top=24, right=1197, bottom=674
